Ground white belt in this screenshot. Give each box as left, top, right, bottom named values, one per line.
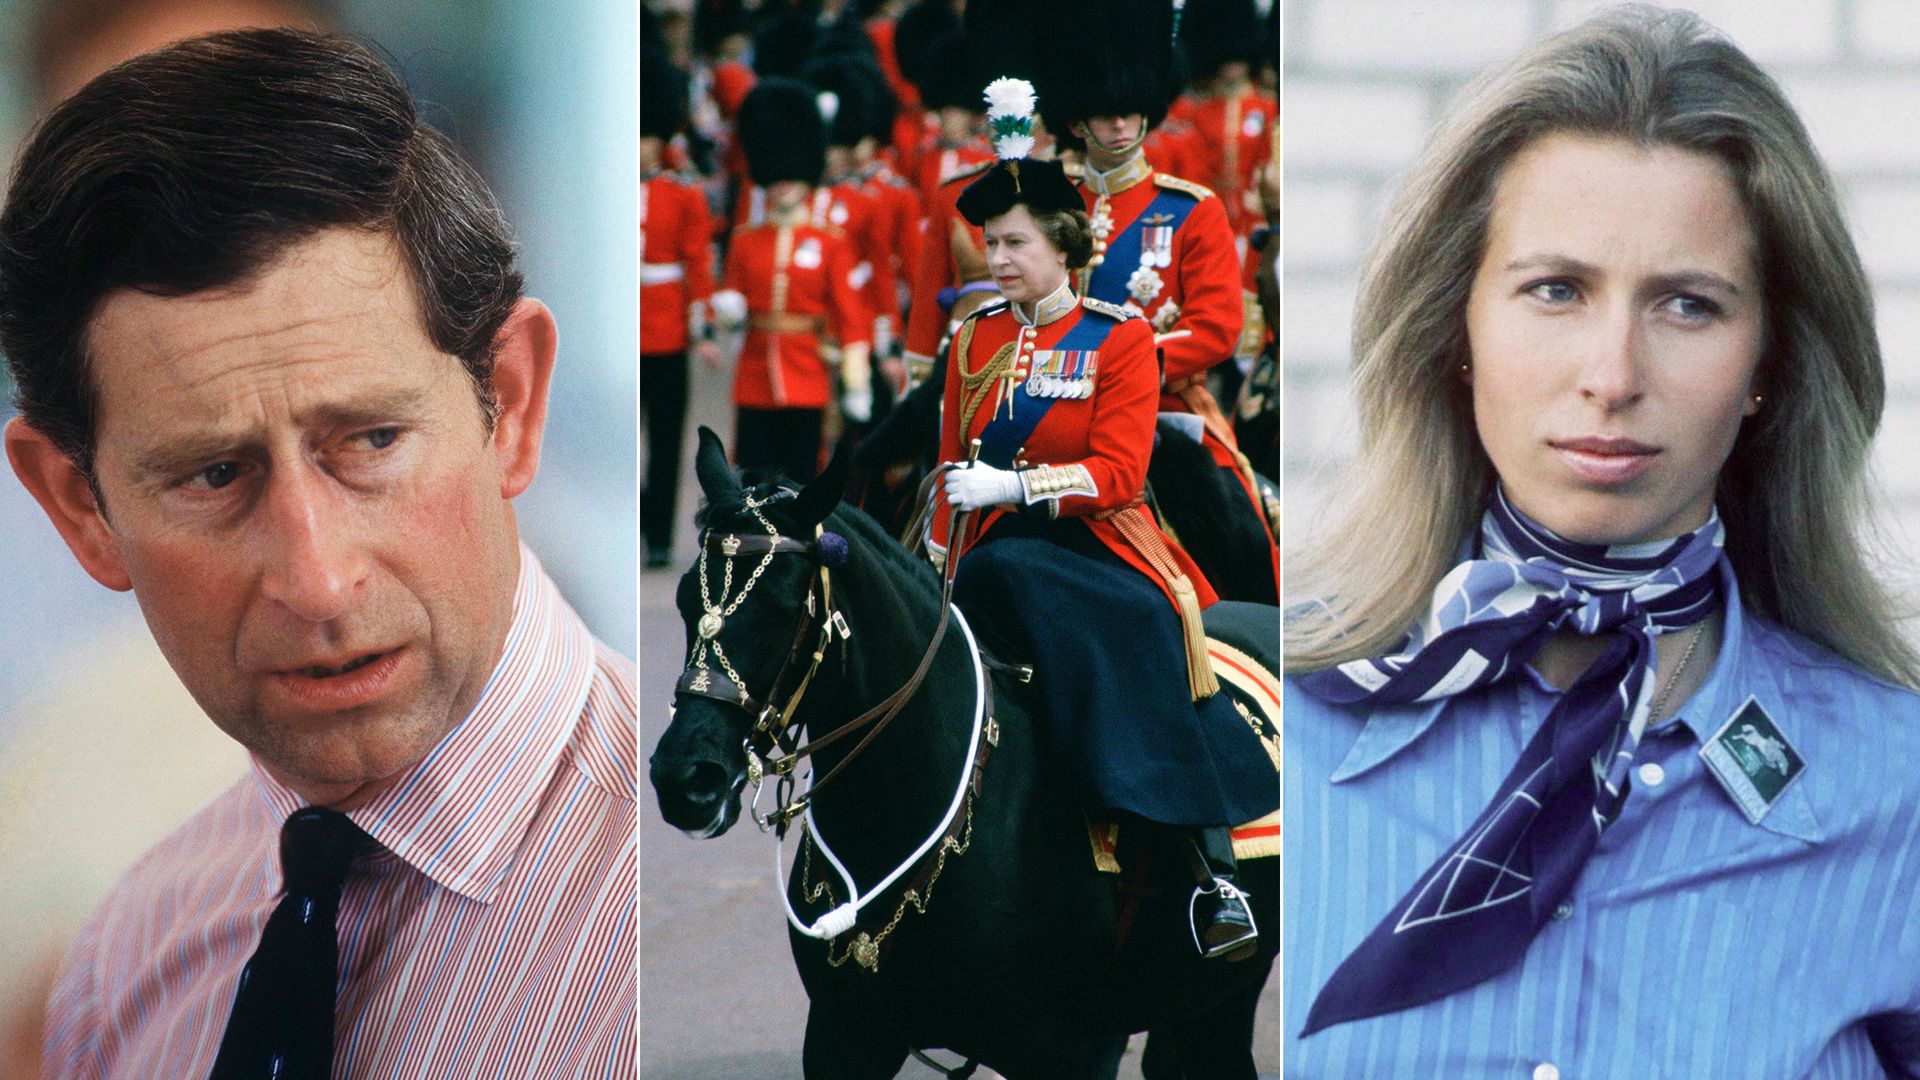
left=640, top=263, right=686, bottom=285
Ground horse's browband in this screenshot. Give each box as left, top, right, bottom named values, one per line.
left=704, top=532, right=816, bottom=557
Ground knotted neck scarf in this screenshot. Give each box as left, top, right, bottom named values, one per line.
left=1298, top=486, right=1725, bottom=1036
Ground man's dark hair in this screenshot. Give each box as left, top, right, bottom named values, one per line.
left=0, top=27, right=523, bottom=478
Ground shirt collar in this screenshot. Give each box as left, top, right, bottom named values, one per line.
left=1082, top=151, right=1151, bottom=196
left=1330, top=559, right=1823, bottom=844
left=1011, top=279, right=1077, bottom=327
left=250, top=544, right=597, bottom=901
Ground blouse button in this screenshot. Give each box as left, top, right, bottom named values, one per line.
left=1532, top=1064, right=1560, bottom=1080
left=1637, top=762, right=1665, bottom=788
left=1551, top=900, right=1574, bottom=922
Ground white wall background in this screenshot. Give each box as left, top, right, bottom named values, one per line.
left=1284, top=0, right=1920, bottom=601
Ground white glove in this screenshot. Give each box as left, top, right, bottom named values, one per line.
left=944, top=463, right=1025, bottom=510
left=842, top=384, right=872, bottom=423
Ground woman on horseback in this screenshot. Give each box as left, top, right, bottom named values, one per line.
left=1284, top=8, right=1920, bottom=1073
left=924, top=77, right=1277, bottom=960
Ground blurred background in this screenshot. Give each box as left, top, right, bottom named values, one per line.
left=1283, top=0, right=1920, bottom=617
left=0, top=0, right=636, bottom=1073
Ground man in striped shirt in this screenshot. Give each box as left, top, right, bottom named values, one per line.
left=1, top=30, right=635, bottom=1079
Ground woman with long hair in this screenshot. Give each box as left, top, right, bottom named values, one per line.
left=1285, top=7, right=1920, bottom=1073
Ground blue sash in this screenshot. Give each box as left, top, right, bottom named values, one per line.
left=1085, top=187, right=1197, bottom=302
left=976, top=311, right=1115, bottom=468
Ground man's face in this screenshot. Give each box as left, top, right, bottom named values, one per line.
left=80, top=228, right=521, bottom=806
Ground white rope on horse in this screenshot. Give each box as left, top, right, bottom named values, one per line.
left=773, top=604, right=989, bottom=941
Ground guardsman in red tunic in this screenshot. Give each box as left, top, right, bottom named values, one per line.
left=641, top=48, right=718, bottom=568
left=714, top=78, right=873, bottom=484
left=907, top=29, right=995, bottom=210
left=1179, top=0, right=1281, bottom=246
left=1036, top=0, right=1280, bottom=604
left=928, top=99, right=1269, bottom=958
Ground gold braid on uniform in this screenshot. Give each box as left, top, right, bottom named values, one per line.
left=1105, top=505, right=1219, bottom=700
left=954, top=315, right=1017, bottom=439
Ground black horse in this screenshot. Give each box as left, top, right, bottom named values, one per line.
left=651, top=429, right=1279, bottom=1078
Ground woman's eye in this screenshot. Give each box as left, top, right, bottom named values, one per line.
left=1525, top=280, right=1578, bottom=304
left=1665, top=294, right=1720, bottom=322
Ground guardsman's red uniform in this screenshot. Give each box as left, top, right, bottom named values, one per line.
left=732, top=183, right=895, bottom=341
left=902, top=158, right=996, bottom=383
left=1073, top=153, right=1280, bottom=594
left=856, top=159, right=924, bottom=330
left=1185, top=86, right=1279, bottom=242
left=914, top=133, right=994, bottom=209
left=928, top=292, right=1214, bottom=613
left=640, top=168, right=715, bottom=355
left=721, top=215, right=872, bottom=410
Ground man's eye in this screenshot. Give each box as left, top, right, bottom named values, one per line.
left=199, top=462, right=239, bottom=490
left=360, top=427, right=401, bottom=450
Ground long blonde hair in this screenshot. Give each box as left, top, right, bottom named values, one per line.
left=1287, top=5, right=1920, bottom=688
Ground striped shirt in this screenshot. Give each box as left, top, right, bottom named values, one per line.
left=1286, top=564, right=1920, bottom=1077
left=43, top=546, right=636, bottom=1079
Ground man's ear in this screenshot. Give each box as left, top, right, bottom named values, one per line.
left=488, top=298, right=559, bottom=500
left=5, top=418, right=131, bottom=591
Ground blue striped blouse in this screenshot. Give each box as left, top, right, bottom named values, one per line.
left=1286, top=567, right=1920, bottom=1078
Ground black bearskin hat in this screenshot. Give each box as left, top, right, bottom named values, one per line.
left=1179, top=0, right=1265, bottom=79
left=752, top=10, right=819, bottom=77
left=1033, top=0, right=1176, bottom=152
left=893, top=0, right=960, bottom=97
left=641, top=47, right=689, bottom=141
left=915, top=29, right=981, bottom=113
left=801, top=55, right=885, bottom=148
left=738, top=77, right=827, bottom=186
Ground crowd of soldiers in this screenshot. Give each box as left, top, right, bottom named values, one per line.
left=640, top=0, right=1279, bottom=573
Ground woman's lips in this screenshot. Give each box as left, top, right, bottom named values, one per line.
left=266, top=647, right=407, bottom=711
left=1551, top=437, right=1660, bottom=485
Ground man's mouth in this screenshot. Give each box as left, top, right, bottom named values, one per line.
left=300, top=653, right=386, bottom=678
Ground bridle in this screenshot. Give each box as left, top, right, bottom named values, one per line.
left=672, top=481, right=971, bottom=835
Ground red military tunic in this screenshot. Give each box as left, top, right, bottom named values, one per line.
left=928, top=292, right=1216, bottom=612
left=732, top=182, right=895, bottom=337
left=720, top=215, right=872, bottom=410
left=855, top=160, right=924, bottom=330
left=1074, top=154, right=1280, bottom=593
left=641, top=169, right=716, bottom=356
left=902, top=159, right=996, bottom=378
left=1185, top=87, right=1279, bottom=242
left=1073, top=156, right=1243, bottom=408
left=914, top=133, right=995, bottom=210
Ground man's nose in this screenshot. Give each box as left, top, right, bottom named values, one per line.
left=257, top=464, right=367, bottom=623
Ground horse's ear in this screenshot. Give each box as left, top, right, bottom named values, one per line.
left=794, top=441, right=852, bottom=526
left=693, top=427, right=739, bottom=502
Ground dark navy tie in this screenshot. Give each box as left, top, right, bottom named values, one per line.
left=208, top=807, right=368, bottom=1080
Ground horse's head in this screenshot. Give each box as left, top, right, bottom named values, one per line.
left=649, top=427, right=852, bottom=837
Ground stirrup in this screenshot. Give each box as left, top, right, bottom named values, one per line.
left=1190, top=877, right=1259, bottom=961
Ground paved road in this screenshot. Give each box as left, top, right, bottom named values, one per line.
left=636, top=366, right=1279, bottom=1077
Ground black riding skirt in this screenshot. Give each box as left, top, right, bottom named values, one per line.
left=950, top=513, right=1277, bottom=827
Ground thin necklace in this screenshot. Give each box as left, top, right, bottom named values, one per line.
left=1648, top=621, right=1707, bottom=723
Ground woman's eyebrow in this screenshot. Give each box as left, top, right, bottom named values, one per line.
left=1502, top=255, right=1744, bottom=297
left=1502, top=253, right=1598, bottom=276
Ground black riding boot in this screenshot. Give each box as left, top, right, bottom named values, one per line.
left=1188, top=825, right=1258, bottom=961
